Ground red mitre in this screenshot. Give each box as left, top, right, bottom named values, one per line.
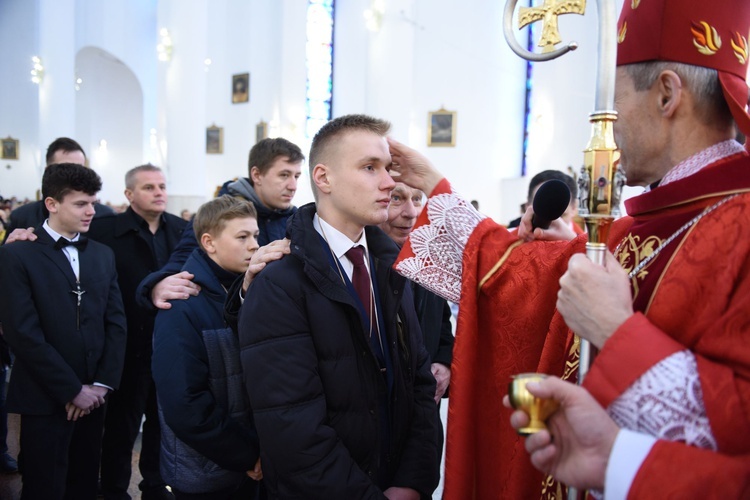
left=616, top=0, right=750, bottom=139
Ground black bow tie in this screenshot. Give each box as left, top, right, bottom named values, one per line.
left=54, top=237, right=88, bottom=251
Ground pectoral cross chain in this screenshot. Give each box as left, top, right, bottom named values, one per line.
left=71, top=282, right=86, bottom=329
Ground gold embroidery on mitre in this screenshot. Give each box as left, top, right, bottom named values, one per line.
left=691, top=21, right=722, bottom=55
left=731, top=32, right=749, bottom=64
left=631, top=0, right=641, bottom=9
left=618, top=21, right=628, bottom=44
left=616, top=233, right=662, bottom=297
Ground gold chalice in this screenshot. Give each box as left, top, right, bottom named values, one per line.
left=508, top=373, right=560, bottom=435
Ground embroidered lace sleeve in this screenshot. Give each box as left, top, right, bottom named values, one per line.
left=395, top=180, right=487, bottom=303
left=607, top=350, right=716, bottom=450
left=586, top=351, right=715, bottom=500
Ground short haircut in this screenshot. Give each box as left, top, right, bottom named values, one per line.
left=309, top=114, right=392, bottom=172
left=46, top=137, right=86, bottom=166
left=42, top=163, right=102, bottom=201
left=247, top=138, right=305, bottom=185
left=125, top=164, right=163, bottom=190
left=527, top=170, right=578, bottom=204
left=623, top=61, right=732, bottom=128
left=193, top=194, right=258, bottom=242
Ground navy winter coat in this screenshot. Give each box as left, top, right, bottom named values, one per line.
left=239, top=203, right=442, bottom=499
left=153, top=250, right=259, bottom=494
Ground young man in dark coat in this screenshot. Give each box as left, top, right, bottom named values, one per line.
left=135, top=138, right=304, bottom=310
left=0, top=163, right=126, bottom=499
left=239, top=114, right=442, bottom=499
left=87, top=165, right=187, bottom=500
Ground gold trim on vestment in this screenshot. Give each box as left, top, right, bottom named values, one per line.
left=478, top=240, right=524, bottom=291
left=634, top=187, right=750, bottom=215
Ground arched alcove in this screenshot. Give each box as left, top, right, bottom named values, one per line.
left=76, top=46, right=143, bottom=206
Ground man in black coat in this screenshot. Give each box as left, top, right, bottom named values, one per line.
left=2, top=137, right=114, bottom=243
left=239, top=114, right=442, bottom=499
left=0, top=163, right=126, bottom=499
left=379, top=182, right=454, bottom=403
left=87, top=165, right=186, bottom=500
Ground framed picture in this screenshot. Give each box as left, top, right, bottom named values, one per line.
left=232, top=73, right=250, bottom=104
left=255, top=120, right=268, bottom=143
left=1, top=137, right=19, bottom=160
left=206, top=125, right=223, bottom=154
left=427, top=109, right=457, bottom=147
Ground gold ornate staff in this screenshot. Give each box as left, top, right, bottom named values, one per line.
left=504, top=1, right=621, bottom=497
left=503, top=0, right=620, bottom=381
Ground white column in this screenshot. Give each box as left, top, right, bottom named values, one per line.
left=158, top=0, right=210, bottom=212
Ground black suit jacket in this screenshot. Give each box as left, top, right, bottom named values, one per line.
left=412, top=283, right=454, bottom=368
left=87, top=207, right=186, bottom=355
left=0, top=227, right=127, bottom=415
left=2, top=200, right=114, bottom=243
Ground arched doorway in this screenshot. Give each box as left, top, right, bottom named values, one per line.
left=76, top=46, right=143, bottom=207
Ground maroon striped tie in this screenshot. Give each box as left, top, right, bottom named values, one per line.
left=345, top=245, right=372, bottom=322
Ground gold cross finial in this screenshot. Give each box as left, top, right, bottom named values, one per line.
left=518, top=0, right=586, bottom=53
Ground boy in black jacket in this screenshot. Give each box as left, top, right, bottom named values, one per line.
left=152, top=195, right=264, bottom=499
left=0, top=163, right=126, bottom=499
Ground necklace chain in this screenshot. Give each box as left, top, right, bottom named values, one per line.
left=616, top=194, right=738, bottom=279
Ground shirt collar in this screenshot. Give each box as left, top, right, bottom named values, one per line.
left=43, top=219, right=81, bottom=243
left=659, top=139, right=747, bottom=187
left=128, top=206, right=165, bottom=230
left=313, top=213, right=369, bottom=261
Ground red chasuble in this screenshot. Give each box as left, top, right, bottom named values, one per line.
left=395, top=153, right=750, bottom=499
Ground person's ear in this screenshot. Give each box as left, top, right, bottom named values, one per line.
left=124, top=188, right=134, bottom=203
left=200, top=233, right=216, bottom=254
left=44, top=197, right=58, bottom=214
left=656, top=70, right=682, bottom=117
left=250, top=166, right=262, bottom=186
left=312, top=163, right=332, bottom=194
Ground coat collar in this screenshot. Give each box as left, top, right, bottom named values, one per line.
left=33, top=224, right=81, bottom=285
left=113, top=206, right=157, bottom=238
left=287, top=203, right=404, bottom=303
left=625, top=153, right=750, bottom=216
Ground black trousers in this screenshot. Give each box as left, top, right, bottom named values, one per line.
left=19, top=405, right=106, bottom=500
left=0, top=366, right=8, bottom=455
left=101, top=349, right=165, bottom=499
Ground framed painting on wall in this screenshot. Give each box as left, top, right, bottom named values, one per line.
left=206, top=125, right=223, bottom=154
left=427, top=109, right=457, bottom=147
left=232, top=73, right=250, bottom=103
left=2, top=137, right=19, bottom=159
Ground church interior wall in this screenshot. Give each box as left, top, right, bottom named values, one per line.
left=2, top=0, right=625, bottom=223
left=0, top=0, right=42, bottom=200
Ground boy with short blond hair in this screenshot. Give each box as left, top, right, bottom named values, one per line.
left=152, top=195, right=263, bottom=499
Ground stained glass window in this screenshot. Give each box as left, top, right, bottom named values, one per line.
left=306, top=0, right=335, bottom=138
left=521, top=16, right=535, bottom=177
